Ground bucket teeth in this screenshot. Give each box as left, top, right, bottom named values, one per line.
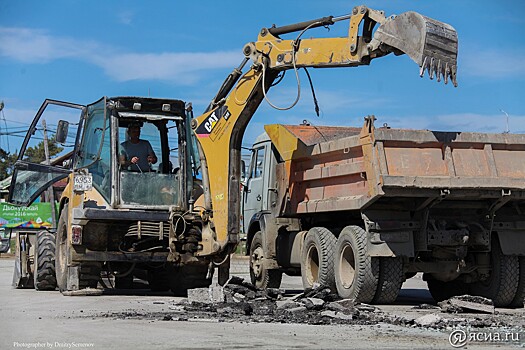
left=419, top=56, right=457, bottom=86
left=420, top=55, right=457, bottom=87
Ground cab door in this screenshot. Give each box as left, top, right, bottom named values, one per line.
left=8, top=100, right=84, bottom=206
left=242, top=144, right=267, bottom=233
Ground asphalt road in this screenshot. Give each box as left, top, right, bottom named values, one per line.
left=0, top=258, right=521, bottom=349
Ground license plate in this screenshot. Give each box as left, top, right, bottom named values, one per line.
left=73, top=174, right=93, bottom=191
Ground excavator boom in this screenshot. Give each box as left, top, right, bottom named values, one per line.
left=191, top=5, right=459, bottom=259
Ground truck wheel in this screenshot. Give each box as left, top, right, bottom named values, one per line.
left=335, top=225, right=378, bottom=303
left=470, top=238, right=519, bottom=307
left=34, top=231, right=57, bottom=291
left=373, top=257, right=404, bottom=304
left=168, top=265, right=211, bottom=296
left=510, top=257, right=525, bottom=308
left=301, top=227, right=336, bottom=291
left=55, top=204, right=101, bottom=292
left=250, top=231, right=282, bottom=289
left=426, top=278, right=469, bottom=302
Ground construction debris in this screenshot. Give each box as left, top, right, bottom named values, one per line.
left=438, top=295, right=495, bottom=314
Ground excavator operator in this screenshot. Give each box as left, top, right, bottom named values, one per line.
left=119, top=122, right=157, bottom=172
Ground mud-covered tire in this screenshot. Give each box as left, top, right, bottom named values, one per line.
left=34, top=231, right=57, bottom=291
left=426, top=278, right=469, bottom=303
left=335, top=226, right=378, bottom=303
left=301, top=227, right=336, bottom=291
left=250, top=231, right=282, bottom=289
left=373, top=257, right=404, bottom=304
left=510, top=256, right=525, bottom=308
left=55, top=205, right=69, bottom=292
left=55, top=204, right=100, bottom=292
left=168, top=265, right=211, bottom=296
left=469, top=238, right=519, bottom=307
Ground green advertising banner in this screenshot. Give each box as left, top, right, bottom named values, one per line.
left=0, top=202, right=54, bottom=228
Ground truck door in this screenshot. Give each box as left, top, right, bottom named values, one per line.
left=242, top=145, right=267, bottom=233
left=8, top=100, right=84, bottom=206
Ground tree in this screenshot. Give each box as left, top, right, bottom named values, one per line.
left=23, top=136, right=64, bottom=163
left=0, top=148, right=18, bottom=180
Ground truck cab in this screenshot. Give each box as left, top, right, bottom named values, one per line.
left=242, top=133, right=279, bottom=237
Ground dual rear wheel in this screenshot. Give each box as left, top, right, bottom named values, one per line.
left=299, top=225, right=404, bottom=304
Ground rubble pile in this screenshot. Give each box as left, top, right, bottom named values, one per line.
left=95, top=277, right=519, bottom=331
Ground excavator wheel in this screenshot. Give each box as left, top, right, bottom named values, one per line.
left=55, top=204, right=100, bottom=293
left=148, top=267, right=170, bottom=292
left=168, top=264, right=211, bottom=296
left=34, top=230, right=57, bottom=291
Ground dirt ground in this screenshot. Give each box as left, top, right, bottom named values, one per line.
left=0, top=257, right=523, bottom=349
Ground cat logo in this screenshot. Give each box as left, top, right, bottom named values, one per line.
left=204, top=112, right=219, bottom=133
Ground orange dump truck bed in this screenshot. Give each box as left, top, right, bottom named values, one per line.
left=265, top=118, right=525, bottom=217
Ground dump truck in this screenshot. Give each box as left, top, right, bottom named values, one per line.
left=242, top=119, right=525, bottom=308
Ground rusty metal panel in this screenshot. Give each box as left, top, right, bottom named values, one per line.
left=452, top=148, right=491, bottom=177
left=280, top=124, right=361, bottom=146
left=493, top=149, right=525, bottom=178
left=384, top=147, right=448, bottom=176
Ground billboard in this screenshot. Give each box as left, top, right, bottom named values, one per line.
left=0, top=202, right=55, bottom=228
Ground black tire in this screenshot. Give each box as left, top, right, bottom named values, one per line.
left=55, top=205, right=69, bottom=292
left=301, top=227, right=336, bottom=291
left=34, top=231, right=57, bottom=291
left=510, top=256, right=525, bottom=308
left=334, top=225, right=378, bottom=303
left=78, top=263, right=101, bottom=289
left=148, top=267, right=170, bottom=292
left=426, top=278, right=469, bottom=303
left=168, top=265, right=211, bottom=296
left=250, top=231, right=282, bottom=289
left=373, top=257, right=404, bottom=304
left=55, top=204, right=100, bottom=292
left=469, top=238, right=519, bottom=307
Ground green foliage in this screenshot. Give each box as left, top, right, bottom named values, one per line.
left=23, top=136, right=64, bottom=163
left=0, top=148, right=18, bottom=180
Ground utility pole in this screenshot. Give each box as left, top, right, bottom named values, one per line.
left=500, top=109, right=510, bottom=134
left=42, top=120, right=57, bottom=229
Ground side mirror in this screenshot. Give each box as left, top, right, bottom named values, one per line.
left=240, top=160, right=246, bottom=181
left=56, top=120, right=70, bottom=144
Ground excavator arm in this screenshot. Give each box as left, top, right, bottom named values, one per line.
left=190, top=5, right=458, bottom=258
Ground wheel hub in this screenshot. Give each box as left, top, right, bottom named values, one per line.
left=340, top=244, right=356, bottom=289
left=251, top=247, right=264, bottom=279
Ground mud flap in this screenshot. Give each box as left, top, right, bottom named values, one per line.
left=374, top=11, right=458, bottom=86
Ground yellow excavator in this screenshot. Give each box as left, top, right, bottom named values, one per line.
left=191, top=5, right=458, bottom=284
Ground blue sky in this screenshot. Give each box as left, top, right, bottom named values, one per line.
left=1, top=0, right=524, bottom=154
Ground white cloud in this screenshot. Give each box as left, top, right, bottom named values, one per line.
left=0, top=27, right=241, bottom=85
left=461, top=47, right=525, bottom=79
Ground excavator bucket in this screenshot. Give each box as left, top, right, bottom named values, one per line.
left=373, top=11, right=458, bottom=86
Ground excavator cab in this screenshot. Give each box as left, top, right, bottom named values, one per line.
left=9, top=96, right=195, bottom=210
